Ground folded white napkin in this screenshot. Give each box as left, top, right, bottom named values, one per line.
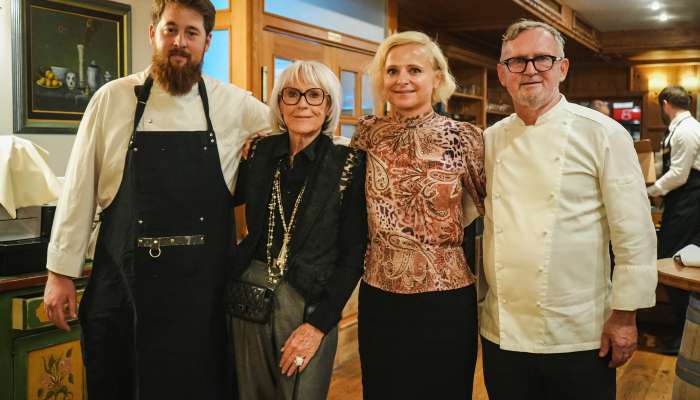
left=674, top=244, right=700, bottom=267
left=0, top=136, right=61, bottom=218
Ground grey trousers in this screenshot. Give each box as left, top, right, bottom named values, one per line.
left=231, top=260, right=338, bottom=400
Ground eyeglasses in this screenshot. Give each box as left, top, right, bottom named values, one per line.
left=500, top=55, right=564, bottom=73
left=279, top=87, right=327, bottom=106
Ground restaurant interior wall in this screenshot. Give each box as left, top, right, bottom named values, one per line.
left=0, top=0, right=153, bottom=176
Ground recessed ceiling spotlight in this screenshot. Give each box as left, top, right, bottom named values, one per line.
left=659, top=13, right=669, bottom=21
left=650, top=2, right=661, bottom=11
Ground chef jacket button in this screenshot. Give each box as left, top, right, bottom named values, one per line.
left=543, top=230, right=549, bottom=236
left=148, top=119, right=153, bottom=124
left=496, top=159, right=502, bottom=164
left=494, top=193, right=501, bottom=200
left=539, top=265, right=545, bottom=272
left=203, top=146, right=208, bottom=150
left=501, top=298, right=507, bottom=304
left=496, top=227, right=503, bottom=234
left=133, top=147, right=139, bottom=152
left=549, top=192, right=555, bottom=198
left=209, top=132, right=214, bottom=137
left=138, top=219, right=143, bottom=224
left=537, top=301, right=542, bottom=307
left=210, top=139, right=215, bottom=143
left=555, top=156, right=561, bottom=162
left=200, top=217, right=205, bottom=222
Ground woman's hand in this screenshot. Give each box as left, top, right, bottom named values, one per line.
left=279, top=323, right=324, bottom=377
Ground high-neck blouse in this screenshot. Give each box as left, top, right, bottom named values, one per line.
left=351, top=111, right=486, bottom=293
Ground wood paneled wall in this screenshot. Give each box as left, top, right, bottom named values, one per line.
left=563, top=62, right=699, bottom=151
left=631, top=64, right=700, bottom=151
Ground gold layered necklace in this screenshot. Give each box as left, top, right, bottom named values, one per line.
left=266, top=167, right=306, bottom=285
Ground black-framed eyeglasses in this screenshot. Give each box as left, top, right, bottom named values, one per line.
left=279, top=87, right=327, bottom=106
left=500, top=55, right=564, bottom=73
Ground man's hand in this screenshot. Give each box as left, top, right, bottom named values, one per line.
left=599, top=310, right=637, bottom=368
left=279, top=323, right=324, bottom=377
left=44, top=271, right=77, bottom=331
left=241, top=131, right=269, bottom=160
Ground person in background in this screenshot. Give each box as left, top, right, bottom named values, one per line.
left=481, top=19, right=657, bottom=399
left=352, top=31, right=485, bottom=400
left=590, top=99, right=611, bottom=116
left=226, top=60, right=367, bottom=400
left=42, top=1, right=270, bottom=398
left=648, top=85, right=700, bottom=354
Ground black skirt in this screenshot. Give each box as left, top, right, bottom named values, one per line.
left=358, top=282, right=478, bottom=400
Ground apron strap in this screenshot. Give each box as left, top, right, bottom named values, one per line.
left=197, top=78, right=215, bottom=134
left=133, top=76, right=155, bottom=134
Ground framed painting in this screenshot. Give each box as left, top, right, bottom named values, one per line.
left=11, top=0, right=131, bottom=134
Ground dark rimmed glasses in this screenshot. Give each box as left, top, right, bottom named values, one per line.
left=500, top=55, right=564, bottom=73
left=279, top=87, right=327, bottom=106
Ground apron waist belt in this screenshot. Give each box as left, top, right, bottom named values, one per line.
left=137, top=234, right=206, bottom=258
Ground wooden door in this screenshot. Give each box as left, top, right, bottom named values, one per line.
left=259, top=31, right=379, bottom=139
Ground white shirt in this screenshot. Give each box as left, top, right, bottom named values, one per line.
left=47, top=69, right=270, bottom=278
left=481, top=96, right=657, bottom=353
left=647, top=111, right=700, bottom=197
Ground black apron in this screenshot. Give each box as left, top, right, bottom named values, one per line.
left=659, top=116, right=700, bottom=258
left=79, top=76, right=234, bottom=399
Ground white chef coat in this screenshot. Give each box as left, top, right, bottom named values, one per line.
left=647, top=111, right=700, bottom=197
left=47, top=68, right=270, bottom=278
left=481, top=96, right=657, bottom=353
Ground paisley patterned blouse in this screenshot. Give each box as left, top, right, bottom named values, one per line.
left=351, top=111, right=486, bottom=294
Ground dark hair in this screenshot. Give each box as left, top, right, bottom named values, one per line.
left=151, top=0, right=216, bottom=35
left=658, top=85, right=692, bottom=111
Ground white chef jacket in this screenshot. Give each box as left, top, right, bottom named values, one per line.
left=647, top=111, right=700, bottom=197
left=481, top=96, right=657, bottom=353
left=47, top=68, right=270, bottom=278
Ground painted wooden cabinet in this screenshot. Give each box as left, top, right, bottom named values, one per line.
left=0, top=273, right=88, bottom=400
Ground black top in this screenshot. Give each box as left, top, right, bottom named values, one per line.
left=253, top=134, right=322, bottom=262
left=231, top=133, right=367, bottom=333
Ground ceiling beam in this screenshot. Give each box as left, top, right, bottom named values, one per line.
left=511, top=0, right=601, bottom=52
left=601, top=28, right=700, bottom=55
left=439, top=19, right=523, bottom=32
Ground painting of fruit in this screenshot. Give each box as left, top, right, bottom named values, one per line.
left=11, top=0, right=131, bottom=133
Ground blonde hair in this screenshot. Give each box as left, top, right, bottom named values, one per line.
left=502, top=20, right=566, bottom=57
left=268, top=60, right=342, bottom=135
left=367, top=31, right=456, bottom=105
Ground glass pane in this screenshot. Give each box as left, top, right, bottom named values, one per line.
left=341, top=70, right=356, bottom=116
left=274, top=57, right=294, bottom=87
left=341, top=123, right=356, bottom=139
left=265, top=0, right=386, bottom=42
left=211, top=0, right=229, bottom=10
left=203, top=29, right=230, bottom=83
left=362, top=73, right=374, bottom=115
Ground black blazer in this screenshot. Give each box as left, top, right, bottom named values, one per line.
left=231, top=133, right=367, bottom=333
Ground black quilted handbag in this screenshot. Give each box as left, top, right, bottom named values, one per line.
left=225, top=280, right=274, bottom=324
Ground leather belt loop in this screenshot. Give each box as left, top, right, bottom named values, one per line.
left=137, top=234, right=206, bottom=258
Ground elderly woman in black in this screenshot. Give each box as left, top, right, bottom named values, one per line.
left=225, top=60, right=367, bottom=400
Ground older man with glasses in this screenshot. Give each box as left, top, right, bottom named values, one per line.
left=479, top=20, right=657, bottom=399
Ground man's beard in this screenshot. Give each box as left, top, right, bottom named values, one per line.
left=151, top=48, right=202, bottom=96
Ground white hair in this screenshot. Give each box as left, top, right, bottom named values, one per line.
left=268, top=60, right=342, bottom=135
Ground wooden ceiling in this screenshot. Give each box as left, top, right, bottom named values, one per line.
left=397, top=0, right=700, bottom=65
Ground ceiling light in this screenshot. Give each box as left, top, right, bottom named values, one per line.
left=650, top=2, right=661, bottom=11
left=659, top=13, right=669, bottom=22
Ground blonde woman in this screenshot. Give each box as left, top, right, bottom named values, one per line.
left=225, top=61, right=367, bottom=400
left=351, top=31, right=485, bottom=399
